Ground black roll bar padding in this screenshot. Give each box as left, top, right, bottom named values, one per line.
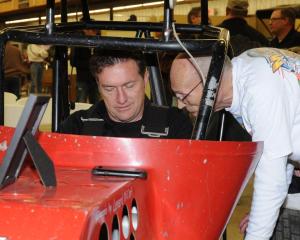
left=162, top=0, right=173, bottom=42
left=80, top=0, right=91, bottom=22
left=52, top=45, right=69, bottom=132
left=53, top=0, right=69, bottom=132
left=143, top=30, right=167, bottom=106
left=144, top=52, right=167, bottom=106
left=192, top=40, right=227, bottom=140
left=45, top=0, right=55, bottom=35
left=46, top=0, right=70, bottom=132
left=201, top=0, right=209, bottom=25
left=60, top=0, right=68, bottom=23
left=2, top=30, right=217, bottom=52
left=3, top=21, right=218, bottom=35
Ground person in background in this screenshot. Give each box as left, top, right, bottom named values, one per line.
left=127, top=14, right=137, bottom=22
left=187, top=7, right=201, bottom=25
left=70, top=28, right=100, bottom=104
left=170, top=48, right=300, bottom=239
left=218, top=0, right=269, bottom=56
left=61, top=50, right=192, bottom=139
left=4, top=42, right=30, bottom=98
left=27, top=44, right=50, bottom=94
left=269, top=7, right=300, bottom=49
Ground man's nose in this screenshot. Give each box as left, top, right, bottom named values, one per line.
left=116, top=88, right=127, bottom=104
left=177, top=99, right=186, bottom=109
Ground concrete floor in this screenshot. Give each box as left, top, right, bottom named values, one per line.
left=226, top=178, right=254, bottom=240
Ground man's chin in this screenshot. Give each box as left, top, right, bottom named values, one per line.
left=114, top=115, right=132, bottom=122
left=192, top=112, right=199, bottom=117
left=113, top=112, right=140, bottom=123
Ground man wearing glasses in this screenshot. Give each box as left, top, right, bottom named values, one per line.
left=269, top=7, right=300, bottom=49
left=170, top=48, right=300, bottom=239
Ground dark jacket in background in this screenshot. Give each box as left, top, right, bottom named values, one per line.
left=70, top=39, right=99, bottom=103
left=4, top=43, right=30, bottom=78
left=270, top=29, right=300, bottom=49
left=218, top=18, right=269, bottom=56
left=70, top=47, right=92, bottom=72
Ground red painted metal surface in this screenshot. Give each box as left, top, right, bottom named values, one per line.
left=0, top=126, right=262, bottom=240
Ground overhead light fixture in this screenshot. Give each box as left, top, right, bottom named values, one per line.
left=113, top=0, right=184, bottom=11
left=5, top=8, right=111, bottom=25
left=142, top=1, right=164, bottom=7
left=89, top=8, right=110, bottom=14
left=113, top=4, right=143, bottom=11
left=5, top=0, right=185, bottom=25
left=5, top=17, right=39, bottom=25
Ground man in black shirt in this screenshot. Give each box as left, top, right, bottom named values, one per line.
left=269, top=7, right=300, bottom=49
left=61, top=51, right=193, bottom=139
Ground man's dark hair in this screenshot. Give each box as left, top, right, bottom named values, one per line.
left=90, top=50, right=146, bottom=80
left=279, top=7, right=297, bottom=26
left=187, top=7, right=201, bottom=24
left=226, top=7, right=248, bottom=17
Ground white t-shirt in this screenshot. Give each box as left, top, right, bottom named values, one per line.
left=27, top=44, right=49, bottom=63
left=226, top=48, right=300, bottom=240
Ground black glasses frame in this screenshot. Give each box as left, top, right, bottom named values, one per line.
left=180, top=81, right=202, bottom=102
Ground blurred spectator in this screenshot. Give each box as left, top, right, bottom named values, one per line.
left=187, top=7, right=201, bottom=25
left=70, top=29, right=100, bottom=104
left=180, top=7, right=205, bottom=40
left=269, top=7, right=300, bottom=49
left=127, top=14, right=137, bottom=22
left=218, top=0, right=269, bottom=56
left=27, top=44, right=50, bottom=94
left=4, top=42, right=30, bottom=98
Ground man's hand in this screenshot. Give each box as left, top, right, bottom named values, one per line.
left=239, top=214, right=249, bottom=234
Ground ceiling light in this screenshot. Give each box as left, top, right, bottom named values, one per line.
left=5, top=17, right=39, bottom=24
left=143, top=1, right=164, bottom=6
left=113, top=4, right=142, bottom=11
left=89, top=8, right=110, bottom=14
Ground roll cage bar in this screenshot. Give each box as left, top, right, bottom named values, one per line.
left=0, top=0, right=229, bottom=140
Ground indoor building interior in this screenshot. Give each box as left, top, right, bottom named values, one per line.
left=0, top=0, right=299, bottom=239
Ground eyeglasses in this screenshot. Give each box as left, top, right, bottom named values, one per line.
left=177, top=81, right=202, bottom=103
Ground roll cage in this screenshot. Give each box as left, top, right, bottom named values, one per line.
left=0, top=0, right=230, bottom=140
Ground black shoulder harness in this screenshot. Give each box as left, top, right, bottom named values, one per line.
left=141, top=103, right=170, bottom=138
left=80, top=101, right=171, bottom=138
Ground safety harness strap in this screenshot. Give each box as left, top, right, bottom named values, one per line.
left=141, top=104, right=169, bottom=138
